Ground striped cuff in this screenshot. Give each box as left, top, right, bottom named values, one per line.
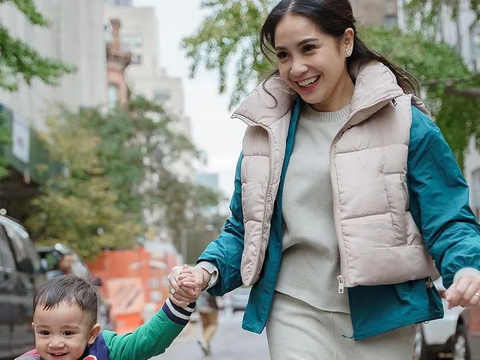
left=163, top=298, right=196, bottom=326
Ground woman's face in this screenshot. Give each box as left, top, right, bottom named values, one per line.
left=274, top=14, right=354, bottom=112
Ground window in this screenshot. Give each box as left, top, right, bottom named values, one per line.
left=470, top=22, right=480, bottom=69
left=104, top=23, right=113, bottom=44
left=4, top=224, right=28, bottom=266
left=130, top=53, right=142, bottom=65
left=153, top=89, right=171, bottom=104
left=3, top=221, right=40, bottom=273
left=108, top=84, right=119, bottom=110
left=0, top=236, right=15, bottom=271
left=384, top=15, right=397, bottom=28
left=105, top=0, right=132, bottom=6
left=120, top=33, right=143, bottom=51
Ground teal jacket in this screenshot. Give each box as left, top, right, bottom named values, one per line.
left=198, top=101, right=480, bottom=340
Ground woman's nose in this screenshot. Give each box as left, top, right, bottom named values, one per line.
left=290, top=58, right=308, bottom=77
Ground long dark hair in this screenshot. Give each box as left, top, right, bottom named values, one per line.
left=259, top=0, right=419, bottom=96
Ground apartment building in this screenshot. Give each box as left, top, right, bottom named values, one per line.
left=351, top=0, right=398, bottom=27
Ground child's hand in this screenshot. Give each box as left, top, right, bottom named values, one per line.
left=178, top=265, right=197, bottom=297
left=168, top=264, right=210, bottom=307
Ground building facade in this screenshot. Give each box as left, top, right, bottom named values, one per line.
left=104, top=6, right=186, bottom=117
left=106, top=19, right=132, bottom=109
left=104, top=6, right=193, bottom=179
left=0, top=0, right=107, bottom=211
left=105, top=0, right=132, bottom=6
left=0, top=0, right=107, bottom=130
left=351, top=0, right=398, bottom=27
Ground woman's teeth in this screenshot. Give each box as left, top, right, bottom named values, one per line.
left=298, top=76, right=319, bottom=87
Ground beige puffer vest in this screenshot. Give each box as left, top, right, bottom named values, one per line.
left=232, top=61, right=438, bottom=288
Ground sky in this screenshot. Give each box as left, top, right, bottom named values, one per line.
left=133, top=0, right=246, bottom=197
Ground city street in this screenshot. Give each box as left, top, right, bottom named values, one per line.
left=157, top=310, right=480, bottom=360
left=157, top=311, right=270, bottom=360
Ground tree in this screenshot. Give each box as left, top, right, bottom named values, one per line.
left=182, top=0, right=273, bottom=109
left=86, top=97, right=220, bottom=247
left=0, top=0, right=73, bottom=178
left=26, top=113, right=139, bottom=260
left=27, top=98, right=220, bottom=259
left=404, top=0, right=480, bottom=29
left=360, top=26, right=480, bottom=168
left=183, top=0, right=480, bottom=168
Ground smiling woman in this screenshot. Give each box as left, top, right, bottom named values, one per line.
left=168, top=1, right=480, bottom=360
left=273, top=18, right=355, bottom=112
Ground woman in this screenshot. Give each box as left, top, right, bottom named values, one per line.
left=169, top=0, right=480, bottom=358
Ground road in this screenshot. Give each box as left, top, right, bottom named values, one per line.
left=156, top=311, right=270, bottom=360
left=155, top=310, right=480, bottom=360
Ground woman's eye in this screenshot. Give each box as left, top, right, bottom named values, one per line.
left=276, top=51, right=288, bottom=59
left=303, top=44, right=315, bottom=52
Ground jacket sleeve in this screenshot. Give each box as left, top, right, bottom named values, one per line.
left=197, top=153, right=245, bottom=295
left=408, top=106, right=480, bottom=288
left=102, top=299, right=195, bottom=360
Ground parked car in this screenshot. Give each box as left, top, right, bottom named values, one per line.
left=36, top=243, right=112, bottom=330
left=0, top=214, right=46, bottom=360
left=230, top=286, right=251, bottom=312
left=414, top=277, right=471, bottom=360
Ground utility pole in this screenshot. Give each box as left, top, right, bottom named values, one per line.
left=181, top=228, right=187, bottom=264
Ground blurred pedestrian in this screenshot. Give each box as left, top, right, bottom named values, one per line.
left=196, top=292, right=219, bottom=355
left=168, top=0, right=480, bottom=359
left=46, top=252, right=74, bottom=279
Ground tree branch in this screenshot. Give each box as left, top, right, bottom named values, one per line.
left=445, top=86, right=480, bottom=99
left=421, top=73, right=480, bottom=87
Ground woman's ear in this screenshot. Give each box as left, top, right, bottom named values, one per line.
left=343, top=27, right=355, bottom=57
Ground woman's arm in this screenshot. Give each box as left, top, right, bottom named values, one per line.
left=408, top=106, right=480, bottom=293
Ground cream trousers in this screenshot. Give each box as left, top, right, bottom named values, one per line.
left=267, top=292, right=415, bottom=360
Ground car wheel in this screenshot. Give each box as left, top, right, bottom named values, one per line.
left=414, top=325, right=435, bottom=360
left=453, top=324, right=470, bottom=360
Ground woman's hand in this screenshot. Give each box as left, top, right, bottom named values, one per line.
left=167, top=264, right=212, bottom=307
left=444, top=271, right=480, bottom=308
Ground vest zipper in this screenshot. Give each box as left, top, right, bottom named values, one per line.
left=330, top=97, right=398, bottom=290
left=337, top=275, right=345, bottom=294
left=231, top=113, right=274, bottom=282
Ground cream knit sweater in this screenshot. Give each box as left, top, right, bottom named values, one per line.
left=275, top=103, right=351, bottom=313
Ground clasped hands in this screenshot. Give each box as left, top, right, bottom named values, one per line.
left=168, top=265, right=212, bottom=307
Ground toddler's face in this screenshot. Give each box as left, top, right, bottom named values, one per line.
left=33, top=301, right=100, bottom=360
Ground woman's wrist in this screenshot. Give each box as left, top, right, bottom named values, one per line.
left=195, top=262, right=218, bottom=290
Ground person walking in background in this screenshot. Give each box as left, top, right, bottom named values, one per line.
left=46, top=252, right=74, bottom=279
left=196, top=291, right=219, bottom=355
left=169, top=0, right=480, bottom=359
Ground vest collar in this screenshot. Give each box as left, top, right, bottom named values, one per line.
left=232, top=60, right=404, bottom=127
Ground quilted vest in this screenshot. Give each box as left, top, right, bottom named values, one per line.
left=233, top=60, right=438, bottom=287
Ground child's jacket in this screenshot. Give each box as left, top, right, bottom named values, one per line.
left=17, top=299, right=195, bottom=360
